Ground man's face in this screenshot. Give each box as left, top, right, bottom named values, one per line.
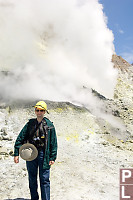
left=35, top=108, right=45, bottom=118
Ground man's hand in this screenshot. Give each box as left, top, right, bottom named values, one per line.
left=14, top=156, right=19, bottom=163
left=49, top=161, right=55, bottom=165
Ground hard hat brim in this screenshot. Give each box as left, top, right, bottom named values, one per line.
left=34, top=106, right=49, bottom=114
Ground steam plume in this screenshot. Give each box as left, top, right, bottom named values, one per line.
left=0, top=0, right=117, bottom=104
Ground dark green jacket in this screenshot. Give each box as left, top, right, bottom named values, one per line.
left=14, top=117, right=57, bottom=169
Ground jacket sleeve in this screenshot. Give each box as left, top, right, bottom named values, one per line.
left=49, top=125, right=57, bottom=161
left=14, top=122, right=29, bottom=156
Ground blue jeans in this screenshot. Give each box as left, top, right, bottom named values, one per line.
left=26, top=150, right=50, bottom=200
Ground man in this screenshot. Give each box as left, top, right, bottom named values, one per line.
left=14, top=101, right=57, bottom=200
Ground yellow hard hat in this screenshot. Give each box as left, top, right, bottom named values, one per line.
left=34, top=101, right=49, bottom=113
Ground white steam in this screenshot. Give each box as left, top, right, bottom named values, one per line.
left=0, top=0, right=117, bottom=104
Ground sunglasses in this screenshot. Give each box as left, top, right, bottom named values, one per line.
left=35, top=109, right=44, bottom=112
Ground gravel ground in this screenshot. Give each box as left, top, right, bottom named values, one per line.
left=0, top=103, right=133, bottom=200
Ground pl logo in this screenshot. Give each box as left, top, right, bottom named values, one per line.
left=120, top=169, right=133, bottom=200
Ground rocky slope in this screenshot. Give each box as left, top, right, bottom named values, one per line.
left=113, top=55, right=133, bottom=135
left=0, top=55, right=133, bottom=200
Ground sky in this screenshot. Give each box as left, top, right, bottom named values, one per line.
left=99, top=0, right=133, bottom=64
